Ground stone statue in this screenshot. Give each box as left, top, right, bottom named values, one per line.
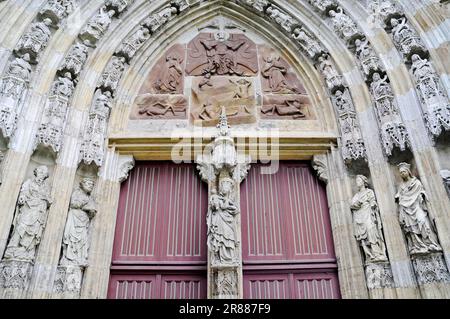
left=318, top=55, right=342, bottom=90
left=395, top=162, right=442, bottom=255
left=15, top=18, right=53, bottom=59
left=60, top=178, right=97, bottom=267
left=154, top=53, right=183, bottom=93
left=390, top=17, right=425, bottom=55
left=266, top=6, right=295, bottom=32
left=261, top=54, right=296, bottom=93
left=370, top=72, right=396, bottom=117
left=51, top=72, right=75, bottom=98
left=98, top=56, right=126, bottom=92
left=355, top=38, right=381, bottom=76
left=200, top=31, right=246, bottom=76
left=351, top=175, right=388, bottom=263
left=328, top=7, right=359, bottom=40
left=3, top=166, right=52, bottom=262
left=59, top=42, right=89, bottom=76
left=207, top=178, right=239, bottom=265
left=243, top=0, right=268, bottom=12
left=0, top=54, right=32, bottom=99
left=80, top=6, right=115, bottom=44
left=411, top=54, right=443, bottom=102
left=119, top=27, right=150, bottom=60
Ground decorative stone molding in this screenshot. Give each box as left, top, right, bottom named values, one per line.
left=238, top=0, right=269, bottom=13
left=143, top=6, right=178, bottom=34
left=312, top=154, right=328, bottom=184
left=380, top=121, right=409, bottom=156
left=79, top=90, right=113, bottom=167
left=118, top=156, right=135, bottom=183
left=14, top=18, right=53, bottom=63
left=214, top=268, right=238, bottom=299
left=411, top=253, right=450, bottom=285
left=308, top=0, right=337, bottom=14
left=365, top=262, right=395, bottom=289
left=35, top=73, right=75, bottom=153
left=105, top=0, right=135, bottom=15
left=53, top=265, right=83, bottom=295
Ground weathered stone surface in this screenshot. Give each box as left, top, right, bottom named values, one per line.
left=131, top=94, right=187, bottom=119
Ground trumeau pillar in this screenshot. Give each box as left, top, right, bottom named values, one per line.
left=312, top=150, right=369, bottom=299
left=196, top=108, right=250, bottom=299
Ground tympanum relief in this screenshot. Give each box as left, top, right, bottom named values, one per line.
left=131, top=25, right=315, bottom=125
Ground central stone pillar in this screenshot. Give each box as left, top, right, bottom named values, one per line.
left=196, top=107, right=250, bottom=299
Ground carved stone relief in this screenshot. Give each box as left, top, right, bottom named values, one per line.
left=259, top=46, right=306, bottom=94
left=266, top=5, right=296, bottom=33
left=317, top=54, right=343, bottom=92
left=97, top=56, right=127, bottom=94
left=292, top=27, right=325, bottom=61
left=261, top=95, right=311, bottom=120
left=14, top=18, right=53, bottom=63
left=191, top=76, right=256, bottom=125
left=365, top=262, right=394, bottom=289
left=185, top=32, right=258, bottom=77
left=390, top=17, right=427, bottom=58
left=38, top=0, right=76, bottom=27
left=327, top=7, right=362, bottom=42
left=354, top=37, right=384, bottom=77
left=105, top=0, right=135, bottom=15
left=142, top=6, right=177, bottom=34
left=116, top=27, right=151, bottom=62
left=138, top=44, right=185, bottom=95
left=214, top=269, right=238, bottom=298
left=79, top=6, right=115, bottom=46
left=411, top=253, right=450, bottom=285
left=131, top=94, right=187, bottom=120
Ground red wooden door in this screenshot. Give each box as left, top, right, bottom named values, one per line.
left=108, top=162, right=208, bottom=299
left=241, top=162, right=340, bottom=299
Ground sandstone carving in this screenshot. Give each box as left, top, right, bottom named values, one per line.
left=80, top=90, right=113, bottom=167
left=191, top=77, right=256, bottom=126
left=261, top=95, right=310, bottom=119
left=351, top=175, right=388, bottom=263
left=395, top=162, right=442, bottom=255
left=186, top=33, right=258, bottom=77
left=132, top=94, right=187, bottom=119
left=3, top=166, right=52, bottom=262
left=261, top=53, right=303, bottom=94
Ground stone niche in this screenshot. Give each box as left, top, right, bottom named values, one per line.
left=130, top=27, right=315, bottom=125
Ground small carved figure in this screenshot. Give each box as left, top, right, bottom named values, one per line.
left=261, top=99, right=306, bottom=119
left=411, top=54, right=443, bottom=102
left=15, top=18, right=53, bottom=59
left=390, top=17, right=426, bottom=55
left=154, top=54, right=183, bottom=93
left=0, top=54, right=32, bottom=99
left=370, top=72, right=396, bottom=117
left=207, top=178, right=239, bottom=265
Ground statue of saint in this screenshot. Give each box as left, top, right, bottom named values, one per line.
left=154, top=54, right=183, bottom=93
left=207, top=178, right=239, bottom=265
left=261, top=54, right=296, bottom=93
left=350, top=175, right=388, bottom=263
left=60, top=178, right=97, bottom=267
left=395, top=162, right=442, bottom=255
left=4, top=166, right=52, bottom=262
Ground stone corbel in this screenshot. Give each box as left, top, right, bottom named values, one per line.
left=118, top=155, right=135, bottom=183
left=312, top=153, right=328, bottom=184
